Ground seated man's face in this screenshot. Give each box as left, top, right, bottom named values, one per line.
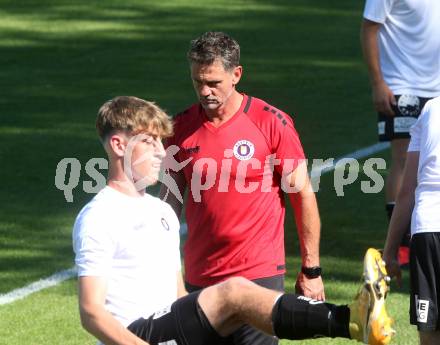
left=124, top=131, right=166, bottom=188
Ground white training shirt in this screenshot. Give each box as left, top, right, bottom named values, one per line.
left=73, top=186, right=181, bottom=328
left=363, top=0, right=440, bottom=97
left=408, top=97, right=440, bottom=235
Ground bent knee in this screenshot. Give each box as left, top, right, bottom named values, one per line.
left=217, top=277, right=253, bottom=309
left=222, top=277, right=253, bottom=293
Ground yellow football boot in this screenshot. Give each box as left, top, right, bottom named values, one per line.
left=349, top=248, right=396, bottom=344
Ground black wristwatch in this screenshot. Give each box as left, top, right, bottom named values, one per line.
left=301, top=266, right=322, bottom=279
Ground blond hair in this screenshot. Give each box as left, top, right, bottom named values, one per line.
left=96, top=96, right=173, bottom=140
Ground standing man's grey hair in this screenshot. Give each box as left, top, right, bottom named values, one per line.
left=187, top=31, right=240, bottom=71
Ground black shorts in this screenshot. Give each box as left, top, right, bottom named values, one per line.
left=378, top=94, right=431, bottom=142
left=128, top=291, right=224, bottom=345
left=185, top=275, right=284, bottom=345
left=410, top=233, right=440, bottom=331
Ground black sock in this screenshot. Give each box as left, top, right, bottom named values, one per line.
left=271, top=294, right=350, bottom=340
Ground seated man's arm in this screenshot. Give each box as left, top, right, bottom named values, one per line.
left=78, top=276, right=149, bottom=345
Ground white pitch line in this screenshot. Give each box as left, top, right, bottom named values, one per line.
left=0, top=267, right=77, bottom=305
left=311, top=142, right=390, bottom=178
left=0, top=142, right=390, bottom=306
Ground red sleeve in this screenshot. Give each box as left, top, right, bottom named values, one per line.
left=271, top=113, right=305, bottom=176
left=245, top=97, right=306, bottom=176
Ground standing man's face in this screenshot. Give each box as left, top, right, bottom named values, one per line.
left=190, top=59, right=242, bottom=113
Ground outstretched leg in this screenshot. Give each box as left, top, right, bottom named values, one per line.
left=128, top=249, right=394, bottom=345
left=198, top=276, right=351, bottom=339
left=200, top=249, right=394, bottom=344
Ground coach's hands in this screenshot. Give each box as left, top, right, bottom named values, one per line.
left=295, top=273, right=325, bottom=301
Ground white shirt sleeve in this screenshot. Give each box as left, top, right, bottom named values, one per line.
left=363, top=0, right=394, bottom=23
left=73, top=210, right=115, bottom=278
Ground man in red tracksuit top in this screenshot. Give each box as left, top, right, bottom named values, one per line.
left=160, top=31, right=324, bottom=345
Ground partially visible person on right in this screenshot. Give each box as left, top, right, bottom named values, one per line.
left=361, top=0, right=440, bottom=266
left=383, top=96, right=440, bottom=345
